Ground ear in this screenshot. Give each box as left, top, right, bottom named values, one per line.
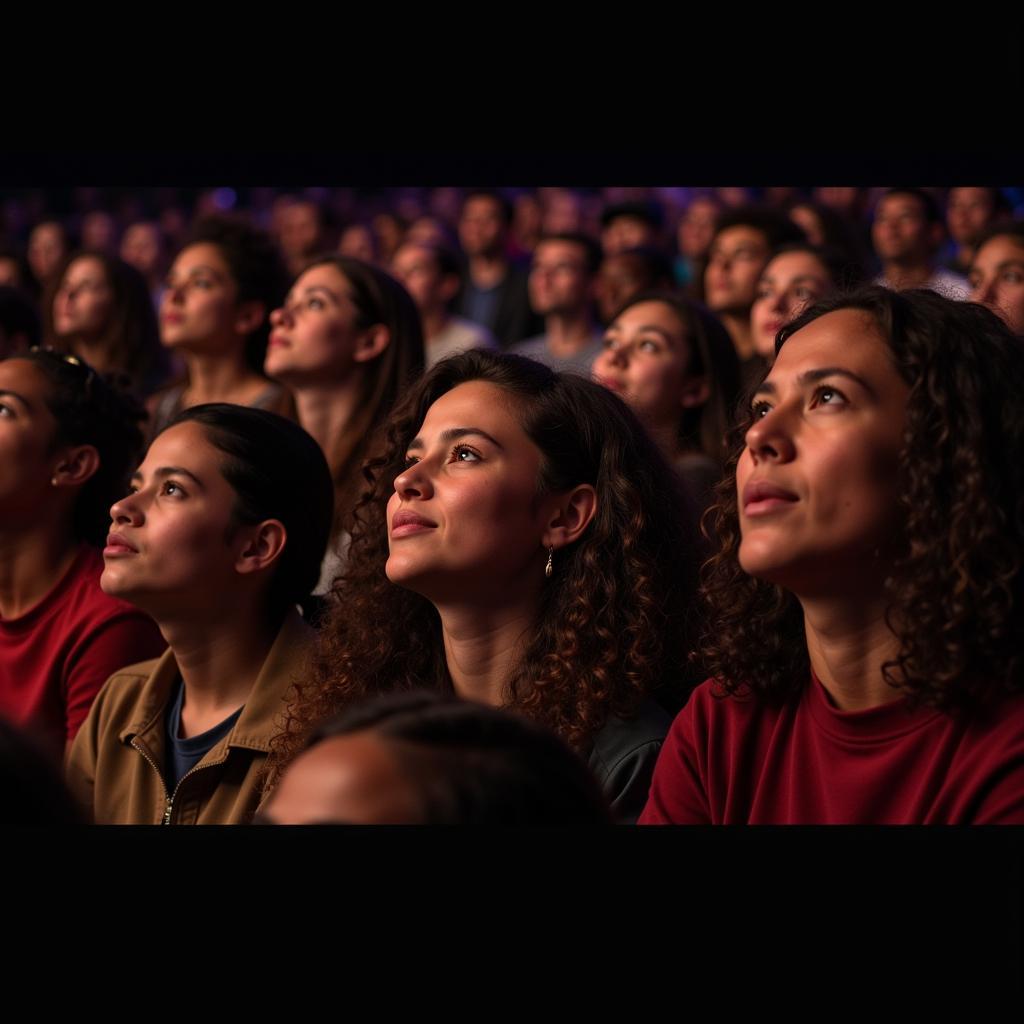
left=233, top=519, right=288, bottom=577
left=541, top=484, right=598, bottom=551
left=679, top=375, right=710, bottom=409
left=234, top=300, right=267, bottom=337
left=353, top=324, right=391, bottom=364
left=51, top=445, right=100, bottom=489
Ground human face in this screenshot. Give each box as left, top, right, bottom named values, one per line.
left=968, top=236, right=1024, bottom=336
left=529, top=240, right=591, bottom=317
left=946, top=187, right=995, bottom=246
left=595, top=254, right=647, bottom=324
left=750, top=252, right=832, bottom=361
left=788, top=205, right=825, bottom=247
left=0, top=359, right=63, bottom=529
left=677, top=198, right=719, bottom=261
left=593, top=301, right=694, bottom=431
left=736, top=308, right=910, bottom=598
left=386, top=381, right=554, bottom=605
left=601, top=216, right=654, bottom=257
left=458, top=196, right=505, bottom=258
left=266, top=264, right=372, bottom=383
left=704, top=226, right=771, bottom=315
left=27, top=222, right=66, bottom=284
left=120, top=223, right=163, bottom=277
left=101, top=421, right=248, bottom=619
left=259, top=732, right=422, bottom=825
left=52, top=256, right=114, bottom=342
left=160, top=243, right=243, bottom=352
left=391, top=244, right=444, bottom=313
left=872, top=194, right=933, bottom=264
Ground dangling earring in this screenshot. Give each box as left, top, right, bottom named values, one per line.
left=545, top=546, right=553, bottom=579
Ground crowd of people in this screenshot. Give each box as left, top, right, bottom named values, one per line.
left=1, top=183, right=1023, bottom=825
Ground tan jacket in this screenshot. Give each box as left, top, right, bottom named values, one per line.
left=66, top=610, right=313, bottom=825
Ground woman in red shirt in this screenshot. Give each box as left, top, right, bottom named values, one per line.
left=641, top=286, right=1024, bottom=824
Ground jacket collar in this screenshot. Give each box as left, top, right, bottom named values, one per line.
left=118, top=608, right=314, bottom=755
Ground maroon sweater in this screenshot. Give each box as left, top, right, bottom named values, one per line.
left=639, top=674, right=1024, bottom=824
left=0, top=545, right=166, bottom=754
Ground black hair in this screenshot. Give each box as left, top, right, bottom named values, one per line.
left=973, top=219, right=1024, bottom=256
left=183, top=215, right=289, bottom=374
left=302, top=690, right=612, bottom=824
left=878, top=187, right=943, bottom=226
left=711, top=205, right=808, bottom=250
left=767, top=241, right=869, bottom=292
left=462, top=189, right=513, bottom=226
left=535, top=232, right=603, bottom=276
left=600, top=199, right=665, bottom=231
left=0, top=286, right=41, bottom=354
left=163, top=404, right=334, bottom=619
left=10, top=349, right=146, bottom=546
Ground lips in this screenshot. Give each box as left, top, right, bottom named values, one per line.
left=104, top=532, right=138, bottom=556
left=268, top=331, right=291, bottom=349
left=594, top=375, right=625, bottom=394
left=742, top=479, right=799, bottom=516
left=161, top=311, right=183, bottom=325
left=390, top=509, right=437, bottom=538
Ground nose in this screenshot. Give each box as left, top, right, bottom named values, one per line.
left=973, top=277, right=998, bottom=306
left=744, top=404, right=797, bottom=464
left=110, top=491, right=144, bottom=527
left=270, top=306, right=290, bottom=327
left=393, top=460, right=433, bottom=501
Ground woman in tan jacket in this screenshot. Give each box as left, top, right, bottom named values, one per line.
left=67, top=404, right=333, bottom=824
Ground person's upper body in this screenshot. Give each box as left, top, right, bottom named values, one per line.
left=509, top=233, right=604, bottom=376
left=640, top=286, right=1024, bottom=825
left=267, top=350, right=700, bottom=819
left=0, top=349, right=163, bottom=757
left=65, top=403, right=333, bottom=824
left=872, top=188, right=969, bottom=299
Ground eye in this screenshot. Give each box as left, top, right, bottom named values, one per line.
left=403, top=455, right=420, bottom=469
left=450, top=444, right=481, bottom=463
left=811, top=385, right=847, bottom=409
left=306, top=296, right=326, bottom=311
left=0, top=402, right=13, bottom=418
left=638, top=339, right=661, bottom=354
left=161, top=480, right=187, bottom=497
left=601, top=335, right=619, bottom=350
left=750, top=400, right=772, bottom=420
left=1001, top=270, right=1024, bottom=285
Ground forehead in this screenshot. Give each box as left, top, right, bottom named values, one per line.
left=292, top=263, right=350, bottom=294
left=613, top=300, right=684, bottom=337
left=713, top=225, right=769, bottom=251
left=393, top=245, right=438, bottom=272
left=772, top=308, right=898, bottom=383
left=878, top=193, right=925, bottom=219
left=142, top=421, right=224, bottom=477
left=763, top=251, right=828, bottom=282
left=0, top=358, right=53, bottom=399
left=64, top=255, right=106, bottom=281
left=419, top=380, right=527, bottom=438
left=949, top=187, right=991, bottom=207
left=975, top=236, right=1024, bottom=266
left=173, top=242, right=230, bottom=275
left=534, top=240, right=585, bottom=264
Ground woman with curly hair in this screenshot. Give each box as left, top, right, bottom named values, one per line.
left=641, top=286, right=1024, bottom=824
left=269, top=350, right=697, bottom=822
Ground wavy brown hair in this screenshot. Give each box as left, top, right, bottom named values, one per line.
left=269, top=350, right=697, bottom=777
left=700, top=285, right=1024, bottom=712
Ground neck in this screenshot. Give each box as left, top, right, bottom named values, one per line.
left=468, top=252, right=507, bottom=288
left=719, top=311, right=755, bottom=361
left=182, top=348, right=264, bottom=406
left=800, top=594, right=903, bottom=711
left=292, top=374, right=363, bottom=461
left=543, top=311, right=596, bottom=356
left=421, top=306, right=452, bottom=343
left=882, top=258, right=933, bottom=291
left=0, top=525, right=79, bottom=619
left=160, top=599, right=279, bottom=715
left=436, top=595, right=539, bottom=707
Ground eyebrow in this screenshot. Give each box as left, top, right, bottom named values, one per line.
left=294, top=284, right=340, bottom=301
left=754, top=367, right=878, bottom=399
left=0, top=389, right=31, bottom=410
left=406, top=427, right=505, bottom=451
left=130, top=466, right=206, bottom=489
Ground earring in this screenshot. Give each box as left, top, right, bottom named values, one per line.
left=50, top=477, right=58, bottom=486
left=545, top=546, right=553, bottom=579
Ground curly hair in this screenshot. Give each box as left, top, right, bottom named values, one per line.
left=700, top=285, right=1024, bottom=713
left=269, top=350, right=697, bottom=777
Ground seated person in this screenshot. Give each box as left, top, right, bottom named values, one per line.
left=641, top=287, right=1024, bottom=824
left=0, top=349, right=164, bottom=757
left=968, top=221, right=1024, bottom=337
left=67, top=404, right=333, bottom=824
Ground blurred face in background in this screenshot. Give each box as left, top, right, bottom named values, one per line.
left=529, top=240, right=592, bottom=317
left=28, top=222, right=67, bottom=285
left=52, top=256, right=113, bottom=341
left=458, top=196, right=506, bottom=259
left=120, top=222, right=164, bottom=280
left=969, top=235, right=1024, bottom=336
left=751, top=251, right=833, bottom=362
left=677, top=197, right=720, bottom=261
left=705, top=225, right=771, bottom=316
left=947, top=188, right=999, bottom=247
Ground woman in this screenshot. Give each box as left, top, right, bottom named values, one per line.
left=67, top=404, right=333, bottom=825
left=148, top=215, right=291, bottom=436
left=592, top=291, right=740, bottom=529
left=968, top=221, right=1024, bottom=337
left=641, top=287, right=1024, bottom=824
left=50, top=251, right=167, bottom=395
left=264, top=256, right=424, bottom=591
left=0, top=349, right=165, bottom=757
left=750, top=243, right=858, bottom=364
left=269, top=350, right=696, bottom=823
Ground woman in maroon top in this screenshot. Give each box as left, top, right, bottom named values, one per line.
left=0, top=350, right=165, bottom=755
left=641, top=286, right=1024, bottom=824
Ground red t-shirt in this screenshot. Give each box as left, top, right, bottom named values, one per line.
left=0, top=545, right=166, bottom=754
left=639, top=675, right=1024, bottom=825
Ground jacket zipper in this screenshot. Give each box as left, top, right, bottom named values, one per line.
left=130, top=737, right=224, bottom=825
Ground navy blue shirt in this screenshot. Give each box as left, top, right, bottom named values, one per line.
left=164, top=677, right=244, bottom=791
